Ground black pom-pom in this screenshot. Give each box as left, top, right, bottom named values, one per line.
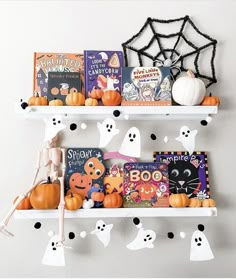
left=34, top=222, right=41, bottom=229
left=113, top=110, right=120, bottom=117
left=70, top=123, right=77, bottom=131
left=201, top=120, right=208, bottom=126
left=150, top=133, right=157, bottom=140
left=21, top=102, right=28, bottom=110
left=167, top=232, right=174, bottom=239
left=133, top=217, right=140, bottom=225
left=69, top=232, right=75, bottom=239
left=198, top=224, right=205, bottom=232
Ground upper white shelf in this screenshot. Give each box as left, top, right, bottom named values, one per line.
left=14, top=207, right=217, bottom=219
left=16, top=105, right=218, bottom=120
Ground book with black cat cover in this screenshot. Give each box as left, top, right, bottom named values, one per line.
left=153, top=151, right=210, bottom=199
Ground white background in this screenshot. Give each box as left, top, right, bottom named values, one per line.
left=0, top=0, right=235, bottom=277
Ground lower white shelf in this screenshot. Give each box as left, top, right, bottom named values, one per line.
left=14, top=207, right=217, bottom=219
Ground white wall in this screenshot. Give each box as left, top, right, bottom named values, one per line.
left=0, top=0, right=235, bottom=277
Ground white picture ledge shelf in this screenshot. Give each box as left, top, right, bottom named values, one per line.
left=14, top=207, right=217, bottom=219
left=16, top=105, right=218, bottom=120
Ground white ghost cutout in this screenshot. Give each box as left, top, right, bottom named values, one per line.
left=44, top=115, right=66, bottom=142
left=176, top=126, right=198, bottom=155
left=42, top=234, right=65, bottom=266
left=119, top=127, right=141, bottom=158
left=190, top=230, right=214, bottom=261
left=127, top=228, right=156, bottom=250
left=97, top=118, right=119, bottom=148
left=90, top=220, right=113, bottom=247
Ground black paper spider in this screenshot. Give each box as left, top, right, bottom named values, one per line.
left=122, top=16, right=217, bottom=88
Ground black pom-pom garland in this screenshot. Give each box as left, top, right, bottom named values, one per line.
left=70, top=123, right=77, bottom=131
left=34, top=222, right=41, bottom=229
left=167, top=232, right=175, bottom=239
left=113, top=110, right=121, bottom=117
left=133, top=217, right=140, bottom=225
left=69, top=232, right=75, bottom=239
left=198, top=224, right=205, bottom=232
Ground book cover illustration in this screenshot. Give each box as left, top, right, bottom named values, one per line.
left=103, top=164, right=123, bottom=195
left=65, top=148, right=106, bottom=207
left=121, top=67, right=172, bottom=106
left=33, top=52, right=84, bottom=97
left=47, top=72, right=81, bottom=105
left=84, top=50, right=123, bottom=100
left=123, top=162, right=169, bottom=208
left=153, top=151, right=210, bottom=200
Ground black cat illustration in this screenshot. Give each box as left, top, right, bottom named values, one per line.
left=167, top=159, right=201, bottom=198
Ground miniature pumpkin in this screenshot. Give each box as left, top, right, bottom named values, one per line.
left=201, top=93, right=220, bottom=106
left=13, top=196, right=32, bottom=210
left=88, top=87, right=104, bottom=99
left=169, top=193, right=189, bottom=208
left=101, top=90, right=122, bottom=106
left=65, top=193, right=83, bottom=210
left=91, top=191, right=105, bottom=202
left=201, top=198, right=216, bottom=207
left=28, top=92, right=48, bottom=106
left=49, top=98, right=64, bottom=106
left=172, top=70, right=206, bottom=105
left=85, top=98, right=98, bottom=106
left=188, top=198, right=202, bottom=208
left=103, top=193, right=123, bottom=208
left=65, top=92, right=85, bottom=106
left=29, top=177, right=60, bottom=209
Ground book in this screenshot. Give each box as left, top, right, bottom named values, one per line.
left=33, top=52, right=84, bottom=97
left=123, top=162, right=169, bottom=208
left=121, top=66, right=172, bottom=106
left=103, top=164, right=123, bottom=195
left=153, top=151, right=210, bottom=199
left=47, top=72, right=82, bottom=105
left=84, top=50, right=123, bottom=101
left=64, top=148, right=106, bottom=207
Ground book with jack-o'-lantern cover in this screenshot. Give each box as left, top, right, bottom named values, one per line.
left=123, top=162, right=169, bottom=208
left=64, top=148, right=106, bottom=207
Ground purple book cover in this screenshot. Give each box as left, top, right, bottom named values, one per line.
left=84, top=50, right=123, bottom=98
left=153, top=151, right=210, bottom=199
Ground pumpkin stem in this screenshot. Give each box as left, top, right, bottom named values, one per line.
left=209, top=92, right=212, bottom=97
left=187, top=70, right=195, bottom=78
left=70, top=193, right=74, bottom=198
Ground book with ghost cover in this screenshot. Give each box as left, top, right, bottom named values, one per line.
left=123, top=162, right=169, bottom=208
left=121, top=66, right=172, bottom=106
left=33, top=52, right=84, bottom=97
left=153, top=151, right=210, bottom=199
left=64, top=148, right=106, bottom=207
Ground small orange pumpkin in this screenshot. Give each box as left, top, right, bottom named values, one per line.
left=201, top=93, right=220, bottom=106
left=85, top=98, right=98, bottom=106
left=201, top=198, right=216, bottom=207
left=103, top=193, right=123, bottom=208
left=169, top=193, right=189, bottom=208
left=188, top=198, right=202, bottom=208
left=88, top=87, right=104, bottom=99
left=28, top=92, right=48, bottom=106
left=101, top=90, right=121, bottom=106
left=13, top=196, right=32, bottom=210
left=65, top=92, right=85, bottom=106
left=65, top=193, right=83, bottom=210
left=49, top=98, right=64, bottom=106
left=91, top=192, right=105, bottom=202
left=29, top=177, right=60, bottom=209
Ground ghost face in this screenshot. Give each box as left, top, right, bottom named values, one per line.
left=91, top=220, right=114, bottom=247
left=119, top=127, right=141, bottom=158
left=97, top=118, right=119, bottom=148
left=44, top=115, right=66, bottom=142
left=190, top=230, right=214, bottom=261
left=42, top=234, right=65, bottom=266
left=127, top=228, right=156, bottom=250
left=84, top=157, right=105, bottom=180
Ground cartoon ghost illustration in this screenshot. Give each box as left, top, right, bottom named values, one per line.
left=176, top=126, right=198, bottom=155
left=44, top=115, right=66, bottom=143
left=190, top=230, right=214, bottom=261
left=90, top=220, right=113, bottom=247
left=119, top=127, right=141, bottom=158
left=97, top=118, right=120, bottom=148
left=42, top=233, right=65, bottom=266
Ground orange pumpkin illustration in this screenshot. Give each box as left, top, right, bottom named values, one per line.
left=84, top=157, right=105, bottom=180
left=136, top=183, right=157, bottom=201
left=68, top=173, right=92, bottom=199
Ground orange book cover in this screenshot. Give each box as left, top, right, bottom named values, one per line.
left=33, top=52, right=84, bottom=97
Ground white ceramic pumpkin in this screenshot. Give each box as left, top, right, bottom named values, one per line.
left=82, top=198, right=94, bottom=209
left=172, top=70, right=206, bottom=105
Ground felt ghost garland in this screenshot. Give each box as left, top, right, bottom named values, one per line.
left=176, top=126, right=198, bottom=155
left=97, top=118, right=120, bottom=148
left=90, top=220, right=114, bottom=247
left=44, top=115, right=66, bottom=143
left=119, top=127, right=141, bottom=158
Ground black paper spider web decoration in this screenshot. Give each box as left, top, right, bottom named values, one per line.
left=122, top=15, right=217, bottom=88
